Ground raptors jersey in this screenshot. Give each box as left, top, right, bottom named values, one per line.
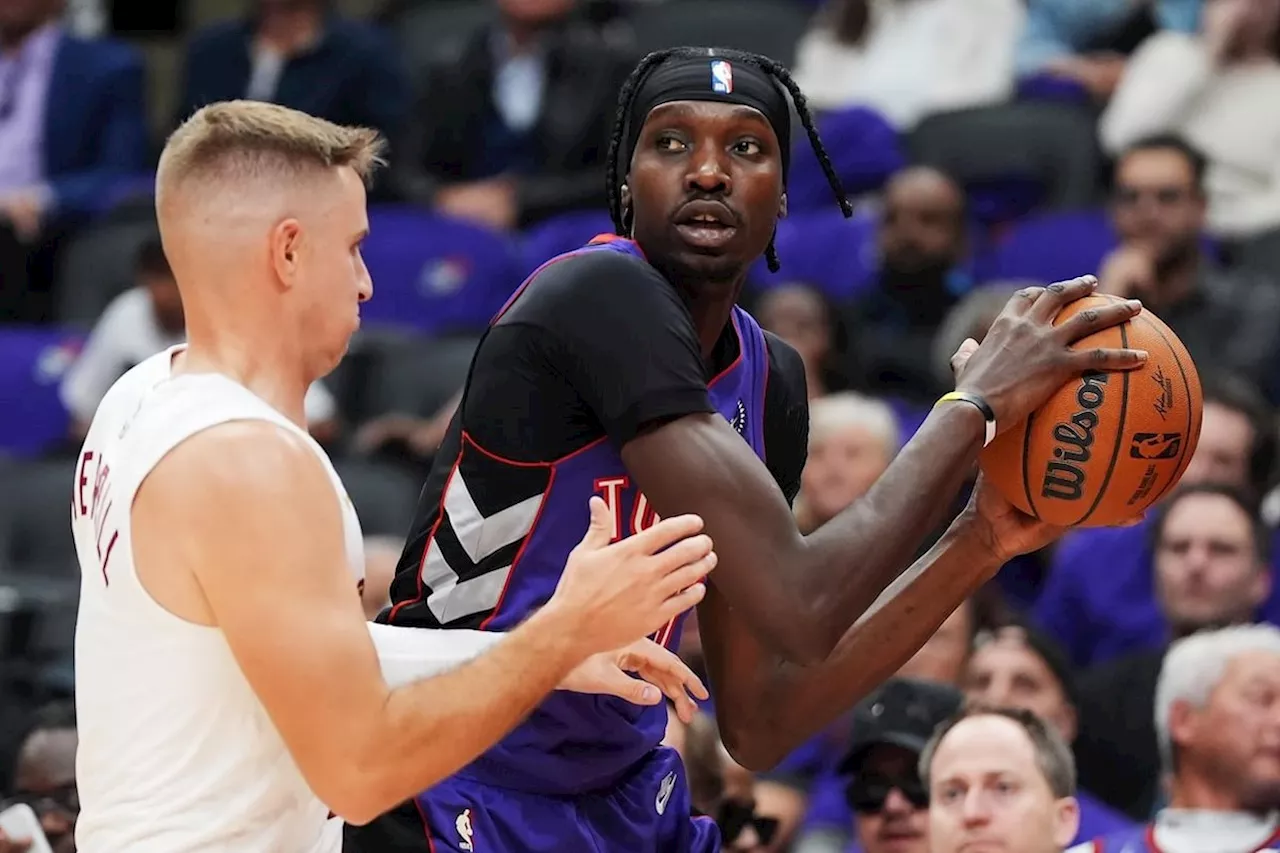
left=72, top=346, right=363, bottom=853
left=384, top=237, right=772, bottom=794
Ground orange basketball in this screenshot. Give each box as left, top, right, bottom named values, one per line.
left=979, top=294, right=1203, bottom=528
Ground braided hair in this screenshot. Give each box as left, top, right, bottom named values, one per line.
left=605, top=46, right=852, bottom=273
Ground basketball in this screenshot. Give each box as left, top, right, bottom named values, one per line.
left=979, top=294, right=1203, bottom=528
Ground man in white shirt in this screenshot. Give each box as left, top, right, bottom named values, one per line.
left=67, top=99, right=716, bottom=853
left=59, top=235, right=340, bottom=442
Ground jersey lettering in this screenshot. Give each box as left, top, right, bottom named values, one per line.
left=75, top=449, right=119, bottom=584
left=592, top=480, right=677, bottom=648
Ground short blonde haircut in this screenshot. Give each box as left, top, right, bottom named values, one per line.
left=156, top=100, right=386, bottom=199
left=808, top=391, right=901, bottom=455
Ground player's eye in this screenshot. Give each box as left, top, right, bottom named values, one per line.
left=733, top=139, right=763, bottom=156
left=655, top=134, right=686, bottom=152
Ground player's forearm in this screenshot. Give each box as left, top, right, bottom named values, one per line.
left=350, top=607, right=585, bottom=822
left=714, top=519, right=1000, bottom=771
left=786, top=401, right=986, bottom=656
left=367, top=622, right=505, bottom=688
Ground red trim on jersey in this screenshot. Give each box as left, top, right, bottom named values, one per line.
left=386, top=448, right=464, bottom=624
left=413, top=797, right=439, bottom=853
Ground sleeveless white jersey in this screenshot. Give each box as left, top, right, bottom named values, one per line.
left=71, top=346, right=364, bottom=853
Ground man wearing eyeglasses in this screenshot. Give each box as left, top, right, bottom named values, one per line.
left=1097, top=134, right=1280, bottom=403
left=835, top=678, right=962, bottom=853
left=0, top=701, right=77, bottom=852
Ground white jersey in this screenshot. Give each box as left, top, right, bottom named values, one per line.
left=72, top=346, right=363, bottom=853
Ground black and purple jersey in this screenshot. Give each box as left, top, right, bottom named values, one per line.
left=377, top=234, right=809, bottom=796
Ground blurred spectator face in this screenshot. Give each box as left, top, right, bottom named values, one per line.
left=1182, top=401, right=1255, bottom=488
left=963, top=630, right=1077, bottom=742
left=1230, top=0, right=1280, bottom=57
left=927, top=715, right=1077, bottom=853
left=144, top=270, right=184, bottom=337
left=8, top=725, right=78, bottom=852
left=1170, top=648, right=1280, bottom=809
left=1155, top=492, right=1268, bottom=633
left=497, top=0, right=574, bottom=28
left=719, top=758, right=776, bottom=852
left=801, top=410, right=895, bottom=525
left=879, top=168, right=965, bottom=278
left=1111, top=147, right=1205, bottom=268
left=755, top=284, right=831, bottom=373
left=898, top=601, right=972, bottom=685
left=849, top=744, right=929, bottom=853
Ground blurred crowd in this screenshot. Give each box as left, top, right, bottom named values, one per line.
left=4, top=0, right=1280, bottom=850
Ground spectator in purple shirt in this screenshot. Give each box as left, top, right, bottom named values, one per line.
left=1033, top=373, right=1278, bottom=668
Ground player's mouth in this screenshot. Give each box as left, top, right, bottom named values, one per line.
left=673, top=200, right=739, bottom=250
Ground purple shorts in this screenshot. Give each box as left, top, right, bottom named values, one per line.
left=344, top=747, right=721, bottom=852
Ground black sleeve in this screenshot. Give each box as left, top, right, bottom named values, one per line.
left=762, top=331, right=809, bottom=506
left=518, top=248, right=716, bottom=445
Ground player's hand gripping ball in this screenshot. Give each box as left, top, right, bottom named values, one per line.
left=979, top=294, right=1203, bottom=527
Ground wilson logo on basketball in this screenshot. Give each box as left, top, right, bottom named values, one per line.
left=1041, top=371, right=1109, bottom=502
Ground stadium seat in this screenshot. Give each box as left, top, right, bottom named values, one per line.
left=54, top=214, right=160, bottom=327
left=333, top=457, right=425, bottom=537
left=360, top=206, right=522, bottom=335
left=625, top=0, right=813, bottom=69
left=0, top=328, right=84, bottom=458
left=520, top=209, right=615, bottom=277
left=974, top=209, right=1118, bottom=284
left=788, top=107, right=905, bottom=209
left=749, top=207, right=879, bottom=303
left=361, top=334, right=481, bottom=421
left=0, top=460, right=79, bottom=574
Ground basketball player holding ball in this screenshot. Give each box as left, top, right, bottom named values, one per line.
left=348, top=47, right=1156, bottom=852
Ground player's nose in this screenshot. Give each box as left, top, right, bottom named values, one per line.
left=685, top=141, right=731, bottom=195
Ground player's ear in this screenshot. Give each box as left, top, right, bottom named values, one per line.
left=779, top=192, right=788, bottom=219
left=620, top=183, right=636, bottom=235
left=270, top=218, right=302, bottom=290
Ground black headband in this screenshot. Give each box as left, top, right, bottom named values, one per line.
left=620, top=52, right=792, bottom=184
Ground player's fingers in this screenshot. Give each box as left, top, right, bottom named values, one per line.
left=624, top=513, right=705, bottom=555
left=998, top=285, right=1045, bottom=317
left=950, top=337, right=980, bottom=382
left=595, top=666, right=662, bottom=706
left=656, top=582, right=707, bottom=626
left=657, top=552, right=717, bottom=597
left=621, top=640, right=709, bottom=702
left=1067, top=346, right=1149, bottom=372
left=1029, top=275, right=1098, bottom=321
left=576, top=496, right=615, bottom=552
left=649, top=535, right=714, bottom=576
left=1057, top=298, right=1142, bottom=344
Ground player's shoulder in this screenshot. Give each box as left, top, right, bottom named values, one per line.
left=503, top=242, right=678, bottom=324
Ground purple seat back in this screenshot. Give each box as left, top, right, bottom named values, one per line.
left=520, top=210, right=615, bottom=277
left=360, top=206, right=522, bottom=334
left=0, top=328, right=84, bottom=458
left=1017, top=73, right=1091, bottom=105
left=749, top=208, right=879, bottom=302
left=788, top=107, right=905, bottom=210
left=976, top=210, right=1118, bottom=283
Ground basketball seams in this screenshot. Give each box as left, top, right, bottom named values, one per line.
left=1021, top=412, right=1038, bottom=518
left=1077, top=322, right=1130, bottom=526
left=1135, top=311, right=1198, bottom=508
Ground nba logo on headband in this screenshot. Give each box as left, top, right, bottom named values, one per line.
left=710, top=59, right=733, bottom=94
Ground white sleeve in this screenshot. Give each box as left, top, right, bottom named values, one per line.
left=60, top=294, right=137, bottom=422
left=368, top=621, right=506, bottom=688
left=1099, top=32, right=1215, bottom=154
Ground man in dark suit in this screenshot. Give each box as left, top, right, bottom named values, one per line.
left=391, top=0, right=636, bottom=230
left=0, top=0, right=148, bottom=322
left=176, top=0, right=408, bottom=161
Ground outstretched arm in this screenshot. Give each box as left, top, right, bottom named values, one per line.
left=133, top=422, right=714, bottom=823
left=620, top=278, right=1145, bottom=663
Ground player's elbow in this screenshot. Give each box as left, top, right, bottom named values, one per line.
left=315, top=769, right=392, bottom=826
left=720, top=725, right=787, bottom=773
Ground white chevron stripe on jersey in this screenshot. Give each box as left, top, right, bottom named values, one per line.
left=443, top=469, right=543, bottom=563
left=423, top=537, right=515, bottom=623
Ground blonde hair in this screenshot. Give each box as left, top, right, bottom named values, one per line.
left=808, top=391, right=900, bottom=455
left=156, top=100, right=386, bottom=200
